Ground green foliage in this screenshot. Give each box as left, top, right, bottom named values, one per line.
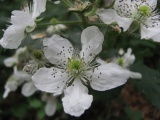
left=130, top=63, right=160, bottom=109
left=10, top=103, right=28, bottom=119
left=1, top=0, right=160, bottom=119
left=125, top=107, right=142, bottom=120
left=29, top=98, right=43, bottom=108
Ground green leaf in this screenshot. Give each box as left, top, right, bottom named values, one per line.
left=125, top=106, right=142, bottom=120
left=37, top=107, right=45, bottom=120
left=130, top=63, right=160, bottom=109
left=29, top=98, right=42, bottom=109
left=10, top=104, right=27, bottom=119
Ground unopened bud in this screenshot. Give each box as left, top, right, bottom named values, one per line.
left=111, top=25, right=121, bottom=33
left=69, top=1, right=91, bottom=12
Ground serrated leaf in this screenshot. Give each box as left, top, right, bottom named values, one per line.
left=130, top=63, right=160, bottom=109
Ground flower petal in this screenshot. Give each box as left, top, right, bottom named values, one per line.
left=62, top=79, right=93, bottom=117
left=43, top=35, right=73, bottom=66
left=129, top=71, right=142, bottom=79
left=80, top=26, right=104, bottom=63
left=132, top=0, right=157, bottom=10
left=11, top=10, right=35, bottom=28
left=97, top=9, right=133, bottom=31
left=21, top=81, right=37, bottom=97
left=32, top=0, right=47, bottom=19
left=0, top=25, right=25, bottom=49
left=151, top=33, right=160, bottom=42
left=45, top=98, right=56, bottom=116
left=32, top=67, right=68, bottom=95
left=114, top=0, right=134, bottom=17
left=141, top=23, right=160, bottom=39
left=4, top=57, right=18, bottom=67
left=88, top=63, right=130, bottom=91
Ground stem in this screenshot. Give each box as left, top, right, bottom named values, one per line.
left=61, top=0, right=73, bottom=7
left=37, top=21, right=82, bottom=26
left=37, top=21, right=109, bottom=27
left=89, top=23, right=108, bottom=27
left=85, top=0, right=100, bottom=17
left=79, top=13, right=88, bottom=27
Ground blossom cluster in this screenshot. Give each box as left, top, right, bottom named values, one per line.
left=1, top=0, right=160, bottom=117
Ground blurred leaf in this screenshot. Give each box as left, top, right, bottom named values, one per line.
left=56, top=99, right=63, bottom=111
left=90, top=86, right=123, bottom=102
left=125, top=106, right=142, bottom=120
left=10, top=104, right=27, bottom=119
left=130, top=38, right=157, bottom=49
left=37, top=107, right=45, bottom=120
left=29, top=98, right=42, bottom=109
left=130, top=62, right=160, bottom=109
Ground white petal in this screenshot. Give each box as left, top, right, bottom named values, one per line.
left=114, top=0, right=135, bottom=17
left=80, top=26, right=104, bottom=63
left=5, top=81, right=18, bottom=92
left=62, top=79, right=93, bottom=117
left=32, top=67, right=68, bottom=95
left=97, top=9, right=133, bottom=31
left=54, top=1, right=60, bottom=4
left=21, top=81, right=37, bottom=97
left=0, top=25, right=25, bottom=49
left=96, top=58, right=107, bottom=65
left=45, top=98, right=56, bottom=116
left=32, top=0, right=47, bottom=19
left=11, top=10, right=35, bottom=28
left=15, top=47, right=27, bottom=56
left=4, top=57, right=18, bottom=67
left=97, top=9, right=118, bottom=24
left=132, top=0, right=157, bottom=10
left=3, top=80, right=18, bottom=98
left=151, top=33, right=160, bottom=42
left=129, top=71, right=142, bottom=79
left=3, top=88, right=10, bottom=99
left=88, top=63, right=130, bottom=91
left=43, top=35, right=73, bottom=66
left=141, top=23, right=160, bottom=39
left=14, top=70, right=31, bottom=82
left=144, top=0, right=157, bottom=10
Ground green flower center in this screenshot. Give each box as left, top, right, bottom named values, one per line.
left=67, top=57, right=85, bottom=76
left=138, top=5, right=151, bottom=16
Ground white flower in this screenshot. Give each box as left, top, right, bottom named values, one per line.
left=42, top=94, right=57, bottom=116
left=97, top=0, right=160, bottom=41
left=4, top=47, right=27, bottom=67
left=0, top=0, right=47, bottom=49
left=112, top=48, right=142, bottom=79
left=32, top=26, right=131, bottom=116
left=3, top=66, right=31, bottom=98
left=116, top=48, right=135, bottom=68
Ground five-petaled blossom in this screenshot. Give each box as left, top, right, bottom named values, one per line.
left=97, top=0, right=160, bottom=42
left=32, top=26, right=131, bottom=116
left=0, top=0, right=47, bottom=49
